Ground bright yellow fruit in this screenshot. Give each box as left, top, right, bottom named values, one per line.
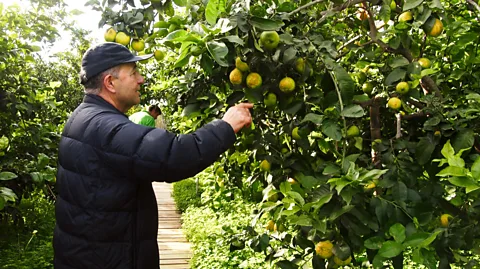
left=115, top=32, right=131, bottom=46
left=260, top=31, right=280, bottom=50
left=365, top=182, right=376, bottom=189
left=425, top=18, right=443, bottom=37
left=246, top=73, right=262, bottom=89
left=388, top=97, right=402, bottom=110
left=260, top=160, right=271, bottom=172
left=104, top=27, right=117, bottom=42
left=396, top=82, right=410, bottom=94
left=131, top=39, right=145, bottom=52
left=279, top=77, right=295, bottom=93
left=398, top=11, right=413, bottom=23
left=315, top=241, right=333, bottom=259
left=346, top=125, right=360, bottom=137
left=434, top=130, right=441, bottom=136
left=440, top=214, right=452, bottom=227
left=334, top=256, right=352, bottom=266
left=229, top=68, right=243, bottom=85
left=235, top=57, right=249, bottom=72
left=418, top=58, right=432, bottom=69
left=154, top=50, right=165, bottom=61
left=266, top=220, right=275, bottom=231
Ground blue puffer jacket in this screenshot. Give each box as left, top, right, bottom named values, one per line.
left=54, top=94, right=236, bottom=269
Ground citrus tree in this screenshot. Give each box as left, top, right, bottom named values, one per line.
left=96, top=0, right=480, bottom=268
left=0, top=1, right=89, bottom=219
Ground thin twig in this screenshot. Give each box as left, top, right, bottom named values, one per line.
left=467, top=0, right=480, bottom=14
left=287, top=0, right=327, bottom=17
left=318, top=0, right=365, bottom=23
left=401, top=111, right=429, bottom=120
left=353, top=99, right=373, bottom=108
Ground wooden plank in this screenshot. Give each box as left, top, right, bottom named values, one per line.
left=158, top=242, right=191, bottom=251
left=160, top=258, right=190, bottom=265
left=153, top=182, right=192, bottom=269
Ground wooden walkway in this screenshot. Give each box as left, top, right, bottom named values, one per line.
left=153, top=182, right=192, bottom=269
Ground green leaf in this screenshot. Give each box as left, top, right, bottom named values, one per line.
left=276, top=260, right=298, bottom=269
left=403, top=0, right=424, bottom=11
left=292, top=215, right=312, bottom=226
left=453, top=129, right=474, bottom=153
left=330, top=205, right=355, bottom=221
left=221, top=36, right=244, bottom=46
left=0, top=196, right=4, bottom=210
left=173, top=0, right=187, bottom=7
left=365, top=236, right=385, bottom=250
left=312, top=193, right=333, bottom=212
left=206, top=41, right=228, bottom=67
left=447, top=176, right=479, bottom=189
left=205, top=0, right=220, bottom=25
left=321, top=119, right=342, bottom=141
left=436, top=166, right=468, bottom=177
left=378, top=241, right=404, bottom=258
left=417, top=229, right=442, bottom=248
left=0, top=172, right=17, bottom=181
left=441, top=140, right=455, bottom=161
left=471, top=157, right=480, bottom=180
left=389, top=223, right=406, bottom=243
left=301, top=113, right=324, bottom=125
left=341, top=105, right=365, bottom=118
left=0, top=187, right=17, bottom=202
left=403, top=232, right=429, bottom=247
left=416, top=137, right=436, bottom=165
left=249, top=17, right=284, bottom=31
left=390, top=56, right=410, bottom=69
left=164, top=30, right=188, bottom=41
left=333, top=66, right=355, bottom=105
left=287, top=191, right=305, bottom=206
left=385, top=68, right=407, bottom=85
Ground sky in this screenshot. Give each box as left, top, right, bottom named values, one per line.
left=1, top=0, right=106, bottom=55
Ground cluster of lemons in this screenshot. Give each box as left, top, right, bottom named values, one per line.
left=104, top=27, right=165, bottom=61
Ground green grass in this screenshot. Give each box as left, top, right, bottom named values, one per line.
left=0, top=190, right=55, bottom=269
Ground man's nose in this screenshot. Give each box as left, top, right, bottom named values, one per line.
left=138, top=75, right=145, bottom=84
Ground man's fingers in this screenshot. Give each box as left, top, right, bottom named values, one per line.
left=237, top=102, right=254, bottom=109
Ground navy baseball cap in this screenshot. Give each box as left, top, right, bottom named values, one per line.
left=80, top=42, right=153, bottom=82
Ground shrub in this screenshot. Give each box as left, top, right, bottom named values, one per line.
left=172, top=178, right=201, bottom=212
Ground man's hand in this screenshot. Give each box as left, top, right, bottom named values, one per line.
left=222, top=103, right=253, bottom=133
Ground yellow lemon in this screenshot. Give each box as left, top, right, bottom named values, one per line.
left=388, top=97, right=402, bottom=110
left=229, top=68, right=243, bottom=85
left=315, top=241, right=333, bottom=259
left=246, top=73, right=262, bottom=89
left=115, top=32, right=131, bottom=46
left=104, top=27, right=117, bottom=42
left=279, top=77, right=295, bottom=93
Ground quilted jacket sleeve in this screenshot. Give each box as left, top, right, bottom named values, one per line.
left=126, top=118, right=236, bottom=182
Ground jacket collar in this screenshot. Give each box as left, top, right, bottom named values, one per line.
left=83, top=94, right=128, bottom=118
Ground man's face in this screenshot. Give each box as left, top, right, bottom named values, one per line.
left=112, top=63, right=144, bottom=112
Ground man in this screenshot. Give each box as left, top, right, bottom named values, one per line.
left=53, top=42, right=252, bottom=269
left=129, top=104, right=162, bottom=128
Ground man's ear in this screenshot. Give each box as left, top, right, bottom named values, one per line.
left=103, top=74, right=116, bottom=93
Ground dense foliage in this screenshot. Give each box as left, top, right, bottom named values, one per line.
left=98, top=0, right=480, bottom=268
